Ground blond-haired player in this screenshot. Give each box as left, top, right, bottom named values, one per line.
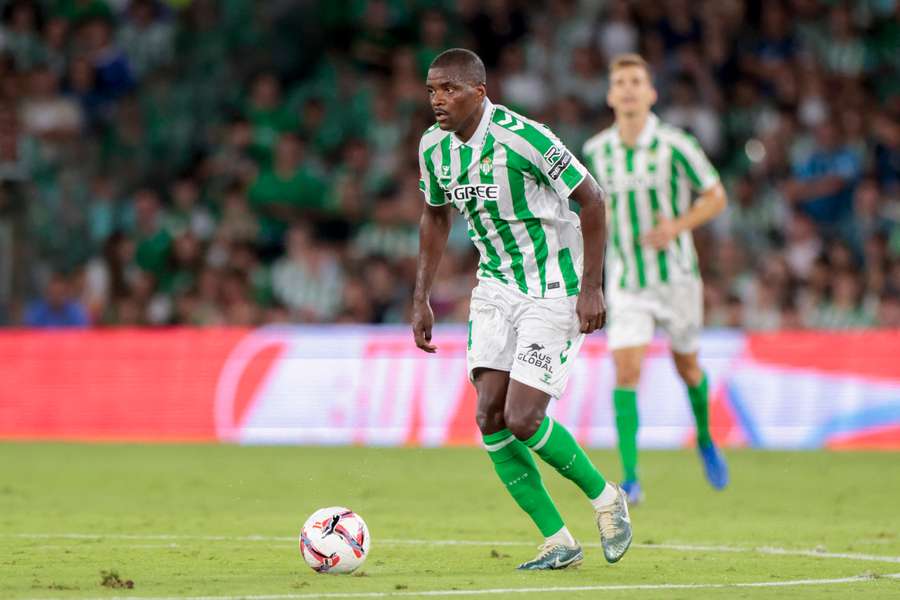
left=583, top=54, right=729, bottom=503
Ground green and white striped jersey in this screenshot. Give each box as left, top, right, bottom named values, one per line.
left=418, top=99, right=592, bottom=298
left=583, top=113, right=719, bottom=291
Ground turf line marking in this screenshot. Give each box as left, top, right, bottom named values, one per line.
left=33, top=543, right=181, bottom=550
left=8, top=533, right=900, bottom=564
left=23, top=572, right=900, bottom=600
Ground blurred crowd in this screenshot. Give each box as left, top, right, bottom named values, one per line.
left=0, top=0, right=898, bottom=329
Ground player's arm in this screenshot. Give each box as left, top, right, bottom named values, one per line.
left=643, top=182, right=727, bottom=250
left=412, top=202, right=451, bottom=353
left=644, top=133, right=727, bottom=250
left=570, top=176, right=608, bottom=334
left=413, top=135, right=453, bottom=354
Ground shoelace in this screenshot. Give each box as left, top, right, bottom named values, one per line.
left=597, top=504, right=621, bottom=539
left=533, top=541, right=562, bottom=559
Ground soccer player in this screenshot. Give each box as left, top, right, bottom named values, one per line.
left=582, top=54, right=730, bottom=504
left=412, top=48, right=632, bottom=570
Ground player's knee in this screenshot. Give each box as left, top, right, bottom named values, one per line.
left=503, top=404, right=544, bottom=441
left=678, top=365, right=703, bottom=386
left=475, top=400, right=505, bottom=435
left=674, top=357, right=702, bottom=385
left=615, top=364, right=641, bottom=388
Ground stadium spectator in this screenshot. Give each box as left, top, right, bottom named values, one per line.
left=0, top=0, right=896, bottom=330
left=270, top=223, right=344, bottom=322
left=248, top=133, right=328, bottom=248
left=117, top=0, right=174, bottom=81
left=784, top=122, right=862, bottom=234
left=23, top=271, right=88, bottom=327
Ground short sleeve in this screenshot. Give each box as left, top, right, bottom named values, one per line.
left=670, top=132, right=720, bottom=193
left=581, top=141, right=603, bottom=181
left=529, top=126, right=588, bottom=199
left=418, top=137, right=448, bottom=207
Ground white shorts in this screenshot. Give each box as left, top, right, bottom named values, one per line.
left=466, top=280, right=585, bottom=399
left=606, top=278, right=703, bottom=354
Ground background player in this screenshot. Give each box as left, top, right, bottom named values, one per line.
left=583, top=54, right=730, bottom=504
left=412, top=48, right=631, bottom=570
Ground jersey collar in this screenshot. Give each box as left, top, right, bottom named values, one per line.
left=615, top=112, right=659, bottom=148
left=451, top=97, right=495, bottom=150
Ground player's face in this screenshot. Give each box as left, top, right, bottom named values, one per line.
left=607, top=65, right=657, bottom=118
left=425, top=67, right=485, bottom=132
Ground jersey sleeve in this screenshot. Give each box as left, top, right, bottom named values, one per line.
left=532, top=127, right=589, bottom=199
left=670, top=131, right=720, bottom=193
left=418, top=136, right=448, bottom=207
left=581, top=140, right=603, bottom=180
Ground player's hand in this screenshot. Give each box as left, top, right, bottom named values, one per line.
left=411, top=299, right=437, bottom=353
left=576, top=284, right=606, bottom=334
left=642, top=218, right=679, bottom=250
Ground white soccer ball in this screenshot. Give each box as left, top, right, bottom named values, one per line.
left=299, top=507, right=371, bottom=574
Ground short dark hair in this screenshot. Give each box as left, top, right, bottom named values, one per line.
left=429, top=48, right=486, bottom=85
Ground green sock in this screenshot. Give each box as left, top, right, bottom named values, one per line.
left=483, top=429, right=565, bottom=537
left=613, top=388, right=639, bottom=482
left=523, top=417, right=607, bottom=500
left=688, top=372, right=712, bottom=447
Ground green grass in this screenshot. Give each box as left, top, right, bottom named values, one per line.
left=1, top=444, right=899, bottom=599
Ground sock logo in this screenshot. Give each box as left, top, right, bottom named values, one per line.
left=507, top=472, right=530, bottom=487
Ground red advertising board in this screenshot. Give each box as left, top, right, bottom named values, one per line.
left=0, top=328, right=898, bottom=448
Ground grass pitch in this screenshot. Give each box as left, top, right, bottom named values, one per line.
left=1, top=444, right=899, bottom=599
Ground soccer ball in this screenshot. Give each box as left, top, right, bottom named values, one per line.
left=299, top=507, right=370, bottom=574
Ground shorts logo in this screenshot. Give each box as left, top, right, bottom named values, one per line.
left=451, top=184, right=500, bottom=202
left=559, top=340, right=572, bottom=365
left=517, top=342, right=553, bottom=373
left=548, top=151, right=572, bottom=180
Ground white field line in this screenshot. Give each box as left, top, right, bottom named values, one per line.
left=33, top=543, right=182, bottom=550
left=7, top=533, right=900, bottom=565
left=23, top=573, right=900, bottom=600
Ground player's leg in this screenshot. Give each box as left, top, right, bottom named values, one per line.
left=474, top=368, right=569, bottom=545
left=505, top=379, right=631, bottom=565
left=671, top=350, right=728, bottom=489
left=507, top=296, right=632, bottom=564
left=492, top=381, right=584, bottom=571
left=505, top=380, right=608, bottom=503
left=468, top=282, right=572, bottom=565
left=665, top=280, right=728, bottom=489
left=671, top=350, right=708, bottom=443
left=611, top=345, right=646, bottom=500
left=607, top=286, right=654, bottom=503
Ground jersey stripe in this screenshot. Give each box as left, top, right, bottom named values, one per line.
left=624, top=147, right=647, bottom=288
left=646, top=139, right=669, bottom=283
left=557, top=248, right=579, bottom=295
left=440, top=135, right=451, bottom=183
left=471, top=136, right=506, bottom=282
left=502, top=143, right=549, bottom=296
left=669, top=152, right=689, bottom=264
left=670, top=145, right=702, bottom=190
left=423, top=142, right=445, bottom=206
left=483, top=197, right=528, bottom=294
left=457, top=145, right=473, bottom=184
left=603, top=141, right=627, bottom=288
